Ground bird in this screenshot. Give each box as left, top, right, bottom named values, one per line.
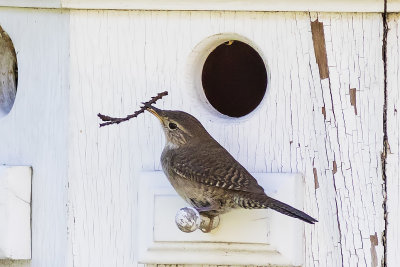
left=145, top=105, right=317, bottom=227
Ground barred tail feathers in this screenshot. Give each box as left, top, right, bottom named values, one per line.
left=236, top=193, right=318, bottom=224
left=266, top=197, right=318, bottom=224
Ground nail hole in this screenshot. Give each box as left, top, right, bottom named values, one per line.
left=201, top=40, right=267, bottom=118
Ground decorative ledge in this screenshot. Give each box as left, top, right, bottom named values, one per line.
left=0, top=0, right=399, bottom=12
left=0, top=165, right=32, bottom=260
left=137, top=171, right=308, bottom=266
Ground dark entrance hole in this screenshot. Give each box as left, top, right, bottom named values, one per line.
left=201, top=40, right=267, bottom=118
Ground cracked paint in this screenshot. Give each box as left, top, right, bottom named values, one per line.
left=311, top=19, right=330, bottom=80
left=333, top=160, right=337, bottom=175
left=370, top=233, right=379, bottom=267
left=313, top=167, right=319, bottom=189
left=349, top=88, right=357, bottom=115
left=322, top=106, right=327, bottom=120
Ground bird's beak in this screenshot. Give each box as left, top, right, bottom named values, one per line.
left=145, top=105, right=163, bottom=122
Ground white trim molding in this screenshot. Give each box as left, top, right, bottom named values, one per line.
left=0, top=166, right=32, bottom=260
left=137, top=171, right=306, bottom=266
left=0, top=0, right=399, bottom=12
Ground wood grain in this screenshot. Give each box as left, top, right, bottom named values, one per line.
left=0, top=8, right=389, bottom=267
left=311, top=19, right=329, bottom=79
left=386, top=13, right=400, bottom=267
left=0, top=0, right=397, bottom=13
left=0, top=7, right=69, bottom=267
left=67, top=10, right=384, bottom=267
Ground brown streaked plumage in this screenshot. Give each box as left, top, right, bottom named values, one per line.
left=146, top=105, right=317, bottom=224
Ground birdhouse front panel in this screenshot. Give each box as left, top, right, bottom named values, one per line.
left=1, top=3, right=398, bottom=267
left=0, top=7, right=70, bottom=267
left=67, top=10, right=384, bottom=267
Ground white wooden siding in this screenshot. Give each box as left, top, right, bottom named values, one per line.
left=386, top=13, right=400, bottom=267
left=0, top=8, right=392, bottom=267
left=0, top=7, right=69, bottom=267
left=1, top=0, right=400, bottom=13
left=67, top=10, right=384, bottom=267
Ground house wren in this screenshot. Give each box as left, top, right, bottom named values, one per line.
left=146, top=105, right=317, bottom=226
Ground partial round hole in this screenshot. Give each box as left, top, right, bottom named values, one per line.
left=201, top=40, right=267, bottom=118
left=0, top=25, right=18, bottom=118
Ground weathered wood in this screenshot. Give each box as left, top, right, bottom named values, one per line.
left=0, top=8, right=388, bottom=267
left=386, top=13, right=400, bottom=267
left=0, top=0, right=399, bottom=13
left=67, top=10, right=384, bottom=267
left=0, top=7, right=69, bottom=267
left=349, top=88, right=357, bottom=115
left=311, top=19, right=329, bottom=79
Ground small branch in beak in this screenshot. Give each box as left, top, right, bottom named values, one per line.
left=98, top=91, right=168, bottom=127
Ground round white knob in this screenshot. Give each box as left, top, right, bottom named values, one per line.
left=175, top=207, right=201, bottom=233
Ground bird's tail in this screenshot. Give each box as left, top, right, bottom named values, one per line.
left=237, top=193, right=318, bottom=224
left=265, top=196, right=317, bottom=224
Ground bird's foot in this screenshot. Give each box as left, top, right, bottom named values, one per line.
left=199, top=214, right=220, bottom=233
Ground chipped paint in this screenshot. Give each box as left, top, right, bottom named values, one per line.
left=349, top=88, right=357, bottom=115
left=370, top=233, right=379, bottom=267
left=313, top=168, right=319, bottom=189
left=311, top=19, right=329, bottom=79
left=332, top=161, right=337, bottom=175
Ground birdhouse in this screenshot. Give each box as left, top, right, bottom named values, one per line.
left=0, top=1, right=399, bottom=266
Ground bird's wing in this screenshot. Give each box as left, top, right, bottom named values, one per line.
left=168, top=141, right=265, bottom=194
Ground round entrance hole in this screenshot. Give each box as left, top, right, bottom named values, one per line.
left=201, top=40, right=267, bottom=118
left=0, top=25, right=18, bottom=118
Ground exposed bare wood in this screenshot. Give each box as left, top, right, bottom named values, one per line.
left=313, top=168, right=319, bottom=189
left=349, top=88, right=357, bottom=115
left=311, top=19, right=329, bottom=80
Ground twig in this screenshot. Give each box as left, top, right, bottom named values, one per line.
left=97, top=91, right=168, bottom=127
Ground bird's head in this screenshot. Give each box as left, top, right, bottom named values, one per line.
left=145, top=105, right=211, bottom=147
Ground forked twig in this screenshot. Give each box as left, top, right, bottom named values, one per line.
left=97, top=91, right=168, bottom=127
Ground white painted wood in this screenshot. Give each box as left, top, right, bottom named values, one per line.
left=59, top=0, right=389, bottom=12
left=138, top=171, right=304, bottom=266
left=0, top=0, right=60, bottom=9
left=0, top=166, right=31, bottom=259
left=0, top=7, right=69, bottom=267
left=386, top=13, right=400, bottom=267
left=0, top=7, right=388, bottom=267
left=68, top=10, right=385, bottom=267
left=1, top=0, right=400, bottom=12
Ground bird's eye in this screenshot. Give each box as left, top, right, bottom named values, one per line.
left=168, top=122, right=178, bottom=130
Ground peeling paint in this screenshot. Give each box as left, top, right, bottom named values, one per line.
left=332, top=161, right=337, bottom=175
left=381, top=0, right=389, bottom=266
left=349, top=88, right=357, bottom=115
left=313, top=168, right=319, bottom=189
left=370, top=233, right=379, bottom=267
left=311, top=19, right=329, bottom=79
